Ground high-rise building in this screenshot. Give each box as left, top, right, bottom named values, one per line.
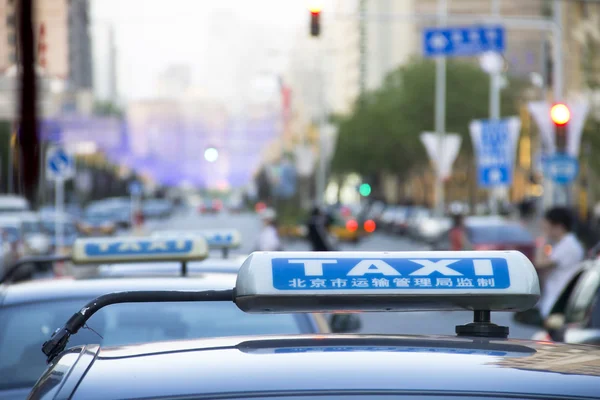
left=68, top=0, right=93, bottom=90
left=0, top=0, right=70, bottom=78
left=324, top=0, right=548, bottom=116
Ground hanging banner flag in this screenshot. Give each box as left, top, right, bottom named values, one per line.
left=420, top=132, right=462, bottom=180
left=469, top=117, right=521, bottom=188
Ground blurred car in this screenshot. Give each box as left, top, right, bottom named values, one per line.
left=406, top=207, right=432, bottom=238
left=390, top=206, right=411, bottom=235
left=77, top=210, right=117, bottom=236
left=226, top=197, right=245, bottom=213
left=6, top=212, right=52, bottom=256
left=379, top=206, right=401, bottom=232
left=414, top=216, right=452, bottom=244
left=40, top=212, right=79, bottom=253
left=527, top=259, right=600, bottom=345
left=0, top=195, right=29, bottom=214
left=0, top=275, right=339, bottom=399
left=142, top=199, right=173, bottom=220
left=27, top=250, right=600, bottom=400
left=0, top=235, right=360, bottom=398
left=199, top=198, right=223, bottom=214
left=432, top=216, right=536, bottom=260
left=0, top=216, right=25, bottom=268
left=86, top=198, right=132, bottom=229
left=327, top=204, right=376, bottom=243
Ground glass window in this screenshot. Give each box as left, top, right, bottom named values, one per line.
left=6, top=14, right=15, bottom=26
left=0, top=300, right=306, bottom=390
left=8, top=33, right=16, bottom=45
left=171, top=395, right=540, bottom=400
left=467, top=225, right=533, bottom=245
left=565, top=268, right=600, bottom=324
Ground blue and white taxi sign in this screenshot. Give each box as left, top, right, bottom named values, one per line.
left=72, top=236, right=209, bottom=264
left=152, top=230, right=241, bottom=249
left=234, top=251, right=540, bottom=313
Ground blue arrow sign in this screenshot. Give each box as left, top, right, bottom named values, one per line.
left=423, top=25, right=505, bottom=57
left=543, top=153, right=579, bottom=184
left=46, top=146, right=74, bottom=181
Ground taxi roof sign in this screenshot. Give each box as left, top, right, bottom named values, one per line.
left=152, top=230, right=241, bottom=249
left=72, top=236, right=209, bottom=264
left=234, top=251, right=540, bottom=313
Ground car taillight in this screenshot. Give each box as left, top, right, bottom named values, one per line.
left=346, top=219, right=358, bottom=232
left=364, top=219, right=376, bottom=233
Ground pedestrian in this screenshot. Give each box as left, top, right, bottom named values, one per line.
left=306, top=206, right=334, bottom=251
left=449, top=213, right=470, bottom=251
left=256, top=208, right=282, bottom=251
left=535, top=207, right=585, bottom=318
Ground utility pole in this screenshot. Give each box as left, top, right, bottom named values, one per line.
left=489, top=0, right=502, bottom=215
left=552, top=0, right=566, bottom=207
left=434, top=0, right=447, bottom=217
left=108, top=25, right=118, bottom=104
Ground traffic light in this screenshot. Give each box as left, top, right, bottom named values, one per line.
left=550, top=103, right=570, bottom=152
left=309, top=6, right=321, bottom=37
left=359, top=183, right=371, bottom=197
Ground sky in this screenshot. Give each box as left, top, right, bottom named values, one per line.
left=90, top=0, right=311, bottom=105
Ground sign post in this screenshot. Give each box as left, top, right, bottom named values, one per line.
left=46, top=146, right=75, bottom=252
left=423, top=18, right=506, bottom=216
left=129, top=181, right=143, bottom=232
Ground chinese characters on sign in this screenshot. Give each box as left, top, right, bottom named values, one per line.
left=271, top=258, right=509, bottom=291
left=286, top=277, right=497, bottom=290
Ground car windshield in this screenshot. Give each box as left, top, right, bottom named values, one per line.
left=84, top=212, right=111, bottom=222
left=0, top=299, right=306, bottom=390
left=41, top=221, right=77, bottom=235
left=21, top=221, right=41, bottom=234
left=466, top=224, right=534, bottom=245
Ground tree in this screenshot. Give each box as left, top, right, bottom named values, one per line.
left=93, top=101, right=124, bottom=118
left=331, top=57, right=525, bottom=179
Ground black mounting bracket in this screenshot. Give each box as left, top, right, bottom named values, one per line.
left=456, top=310, right=509, bottom=339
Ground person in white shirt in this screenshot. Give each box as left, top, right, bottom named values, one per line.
left=256, top=208, right=282, bottom=251
left=536, top=207, right=585, bottom=317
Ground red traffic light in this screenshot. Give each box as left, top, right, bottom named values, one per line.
left=309, top=4, right=322, bottom=14
left=550, top=103, right=570, bottom=126
left=309, top=6, right=321, bottom=37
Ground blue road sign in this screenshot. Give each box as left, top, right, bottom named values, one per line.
left=423, top=25, right=505, bottom=57
left=129, top=181, right=142, bottom=196
left=474, top=119, right=513, bottom=188
left=46, top=146, right=74, bottom=181
left=543, top=153, right=579, bottom=184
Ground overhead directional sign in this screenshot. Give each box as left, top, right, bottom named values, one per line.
left=470, top=117, right=521, bottom=188
left=423, top=25, right=505, bottom=57
left=46, top=146, right=75, bottom=181
left=543, top=153, right=579, bottom=184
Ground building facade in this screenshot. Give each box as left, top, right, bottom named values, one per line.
left=68, top=0, right=93, bottom=90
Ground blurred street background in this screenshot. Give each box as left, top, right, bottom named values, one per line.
left=2, top=0, right=600, bottom=340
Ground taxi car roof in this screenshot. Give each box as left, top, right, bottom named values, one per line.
left=59, top=334, right=600, bottom=400
left=0, top=274, right=236, bottom=306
